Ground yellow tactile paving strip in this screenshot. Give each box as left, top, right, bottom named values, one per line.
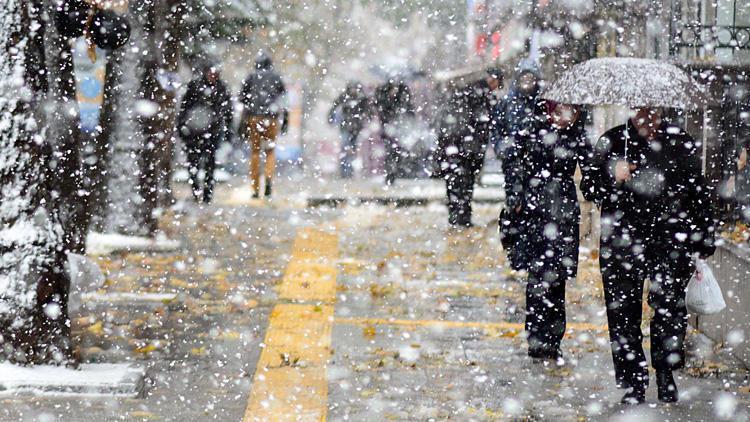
left=336, top=317, right=608, bottom=335
left=244, top=228, right=338, bottom=422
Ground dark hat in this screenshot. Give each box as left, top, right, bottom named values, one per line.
left=90, top=10, right=131, bottom=51
left=486, top=66, right=504, bottom=80
left=256, top=52, right=273, bottom=70
left=54, top=0, right=91, bottom=38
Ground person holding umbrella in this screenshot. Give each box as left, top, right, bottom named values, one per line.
left=545, top=58, right=716, bottom=404
left=591, top=108, right=715, bottom=404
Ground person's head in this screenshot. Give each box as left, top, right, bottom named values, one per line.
left=630, top=107, right=663, bottom=138
left=486, top=67, right=503, bottom=92
left=346, top=80, right=362, bottom=94
left=547, top=102, right=581, bottom=129
left=256, top=52, right=273, bottom=70
left=517, top=70, right=538, bottom=95
left=205, top=65, right=220, bottom=83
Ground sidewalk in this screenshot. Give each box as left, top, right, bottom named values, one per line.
left=1, top=178, right=748, bottom=421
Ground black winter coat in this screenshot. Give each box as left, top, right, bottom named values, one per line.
left=329, top=88, right=370, bottom=134
left=177, top=76, right=232, bottom=145
left=434, top=79, right=498, bottom=174
left=504, top=117, right=595, bottom=222
left=374, top=81, right=414, bottom=125
left=586, top=122, right=716, bottom=258
left=501, top=115, right=595, bottom=272
left=240, top=66, right=286, bottom=116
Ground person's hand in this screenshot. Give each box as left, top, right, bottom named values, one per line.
left=739, top=148, right=748, bottom=171
left=722, top=175, right=736, bottom=198
left=614, top=160, right=635, bottom=182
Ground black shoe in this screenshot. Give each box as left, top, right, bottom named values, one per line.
left=621, top=385, right=646, bottom=405
left=252, top=192, right=260, bottom=199
left=528, top=348, right=562, bottom=361
left=656, top=370, right=678, bottom=403
left=264, top=182, right=272, bottom=198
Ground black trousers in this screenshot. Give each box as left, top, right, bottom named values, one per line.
left=599, top=219, right=693, bottom=388
left=339, top=129, right=360, bottom=178
left=186, top=138, right=218, bottom=203
left=383, top=133, right=402, bottom=184
left=525, top=215, right=579, bottom=356
left=445, top=164, right=476, bottom=226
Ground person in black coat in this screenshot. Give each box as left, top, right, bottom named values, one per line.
left=492, top=61, right=546, bottom=159
left=435, top=68, right=503, bottom=227
left=328, top=81, right=371, bottom=178
left=586, top=108, right=716, bottom=404
left=177, top=63, right=232, bottom=203
left=502, top=101, right=595, bottom=360
left=374, top=80, right=415, bottom=185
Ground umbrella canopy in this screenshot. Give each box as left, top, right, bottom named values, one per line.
left=542, top=58, right=708, bottom=110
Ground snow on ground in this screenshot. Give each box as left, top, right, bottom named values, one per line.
left=86, top=232, right=181, bottom=255
left=0, top=363, right=144, bottom=397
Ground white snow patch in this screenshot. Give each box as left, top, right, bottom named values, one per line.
left=0, top=363, right=144, bottom=397
left=81, top=292, right=177, bottom=303
left=86, top=232, right=180, bottom=255
left=397, top=345, right=420, bottom=364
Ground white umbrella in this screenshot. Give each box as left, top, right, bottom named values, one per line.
left=542, top=57, right=709, bottom=111
left=543, top=57, right=709, bottom=158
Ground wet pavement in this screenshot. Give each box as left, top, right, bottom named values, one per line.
left=2, top=177, right=750, bottom=421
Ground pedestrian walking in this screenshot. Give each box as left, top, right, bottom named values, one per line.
left=374, top=79, right=415, bottom=185
left=328, top=81, right=371, bottom=178
left=177, top=61, right=232, bottom=204
left=239, top=53, right=286, bottom=198
left=493, top=60, right=546, bottom=158
left=501, top=101, right=595, bottom=360
left=434, top=68, right=503, bottom=227
left=588, top=108, right=716, bottom=404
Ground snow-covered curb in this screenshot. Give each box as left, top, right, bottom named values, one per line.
left=0, top=363, right=145, bottom=397
left=86, top=232, right=181, bottom=255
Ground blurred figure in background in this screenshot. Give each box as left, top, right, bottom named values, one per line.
left=240, top=53, right=286, bottom=198
left=328, top=81, right=371, bottom=178
left=374, top=79, right=415, bottom=185
left=177, top=61, right=232, bottom=204
left=493, top=60, right=546, bottom=160
left=434, top=68, right=503, bottom=227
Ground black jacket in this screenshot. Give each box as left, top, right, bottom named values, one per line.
left=434, top=79, right=498, bottom=173
left=374, top=81, right=414, bottom=125
left=503, top=116, right=595, bottom=222
left=586, top=122, right=715, bottom=257
left=177, top=76, right=232, bottom=144
left=329, top=88, right=370, bottom=134
left=240, top=64, right=286, bottom=116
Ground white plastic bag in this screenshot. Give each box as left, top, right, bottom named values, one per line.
left=686, top=259, right=726, bottom=315
left=66, top=253, right=106, bottom=312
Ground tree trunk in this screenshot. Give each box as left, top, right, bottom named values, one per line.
left=87, top=55, right=117, bottom=233
left=152, top=0, right=185, bottom=207
left=0, top=0, right=73, bottom=366
left=44, top=0, right=88, bottom=254
left=100, top=0, right=152, bottom=236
